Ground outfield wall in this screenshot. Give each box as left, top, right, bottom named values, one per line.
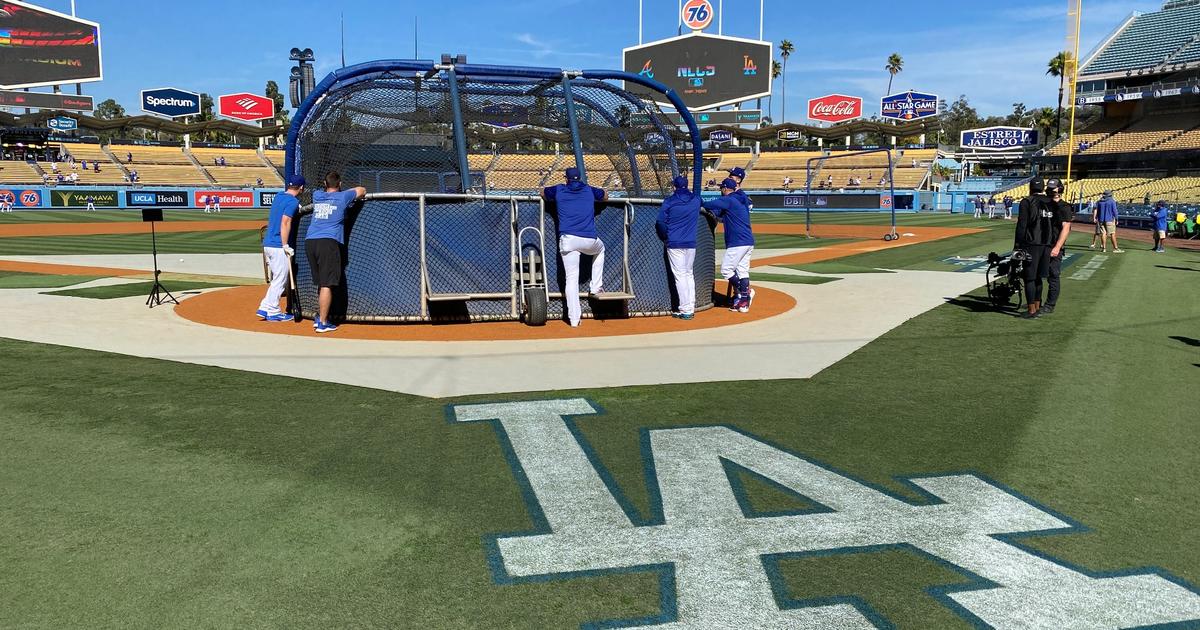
left=0, top=185, right=282, bottom=210
left=703, top=190, right=933, bottom=212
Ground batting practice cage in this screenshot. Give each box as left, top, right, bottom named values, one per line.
left=284, top=59, right=713, bottom=325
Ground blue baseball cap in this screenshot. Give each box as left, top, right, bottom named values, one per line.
left=286, top=174, right=306, bottom=188
left=565, top=167, right=581, bottom=181
left=672, top=175, right=689, bottom=190
left=727, top=167, right=746, bottom=179
left=719, top=177, right=738, bottom=190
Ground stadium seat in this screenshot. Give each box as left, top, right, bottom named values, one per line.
left=0, top=160, right=48, bottom=184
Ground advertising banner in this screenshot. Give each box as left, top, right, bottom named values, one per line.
left=141, top=87, right=201, bottom=118
left=960, top=126, right=1039, bottom=150
left=47, top=116, right=77, bottom=132
left=258, top=191, right=278, bottom=207
left=623, top=33, right=772, bottom=110
left=0, top=89, right=93, bottom=111
left=126, top=190, right=189, bottom=207
left=193, top=190, right=255, bottom=207
left=0, top=188, right=44, bottom=207
left=808, top=94, right=863, bottom=123
left=217, top=93, right=274, bottom=122
left=50, top=189, right=119, bottom=207
left=880, top=91, right=939, bottom=121
left=709, top=130, right=734, bottom=144
left=777, top=129, right=802, bottom=142
left=0, top=0, right=103, bottom=90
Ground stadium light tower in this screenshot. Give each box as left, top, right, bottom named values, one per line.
left=289, top=48, right=316, bottom=109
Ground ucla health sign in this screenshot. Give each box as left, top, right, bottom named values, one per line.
left=141, top=87, right=201, bottom=118
left=126, top=190, right=189, bottom=207
left=961, top=126, right=1039, bottom=150
left=880, top=91, right=939, bottom=121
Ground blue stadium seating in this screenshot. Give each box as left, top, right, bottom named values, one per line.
left=1082, top=3, right=1200, bottom=75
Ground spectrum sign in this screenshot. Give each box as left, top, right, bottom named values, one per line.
left=141, top=87, right=201, bottom=118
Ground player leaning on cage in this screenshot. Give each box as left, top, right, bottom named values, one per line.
left=541, top=167, right=608, bottom=328
left=306, top=172, right=366, bottom=333
left=703, top=178, right=755, bottom=312
left=256, top=175, right=305, bottom=322
left=656, top=176, right=702, bottom=320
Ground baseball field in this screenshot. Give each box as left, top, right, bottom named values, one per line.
left=1, top=209, right=1198, bottom=628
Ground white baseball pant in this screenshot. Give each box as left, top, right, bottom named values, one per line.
left=258, top=246, right=290, bottom=315
left=668, top=248, right=696, bottom=315
left=559, top=234, right=605, bottom=326
left=721, top=245, right=754, bottom=281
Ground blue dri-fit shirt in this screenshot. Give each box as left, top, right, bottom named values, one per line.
left=702, top=195, right=754, bottom=247
left=655, top=189, right=701, bottom=249
left=731, top=188, right=753, bottom=212
left=1153, top=208, right=1169, bottom=231
left=307, top=189, right=358, bottom=244
left=544, top=181, right=605, bottom=238
left=1097, top=196, right=1118, bottom=222
left=263, top=193, right=299, bottom=248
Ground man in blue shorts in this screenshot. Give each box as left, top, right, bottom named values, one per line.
left=541, top=167, right=608, bottom=327
left=306, top=172, right=366, bottom=333
left=703, top=178, right=755, bottom=312
left=656, top=175, right=701, bottom=319
left=257, top=175, right=305, bottom=321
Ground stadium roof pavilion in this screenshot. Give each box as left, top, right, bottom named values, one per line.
left=1080, top=0, right=1200, bottom=80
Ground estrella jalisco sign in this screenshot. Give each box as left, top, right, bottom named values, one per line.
left=880, top=91, right=939, bottom=121
left=960, top=126, right=1039, bottom=151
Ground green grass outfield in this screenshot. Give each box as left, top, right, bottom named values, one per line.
left=1, top=211, right=1198, bottom=628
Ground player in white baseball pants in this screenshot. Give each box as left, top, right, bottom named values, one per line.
left=559, top=234, right=605, bottom=326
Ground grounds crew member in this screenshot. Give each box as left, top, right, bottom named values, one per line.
left=306, top=172, right=367, bottom=333
left=1014, top=178, right=1055, bottom=319
left=703, top=178, right=755, bottom=312
left=655, top=175, right=701, bottom=320
left=256, top=175, right=304, bottom=322
left=1150, top=201, right=1169, bottom=252
left=541, top=167, right=608, bottom=328
left=1041, top=178, right=1073, bottom=315
left=1094, top=190, right=1123, bottom=253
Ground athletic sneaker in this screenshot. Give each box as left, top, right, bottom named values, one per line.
left=255, top=309, right=269, bottom=320
left=1040, top=305, right=1055, bottom=315
left=677, top=313, right=694, bottom=320
left=267, top=313, right=294, bottom=322
left=315, top=320, right=338, bottom=333
left=313, top=318, right=321, bottom=329
left=1019, top=310, right=1041, bottom=320
left=739, top=288, right=756, bottom=313
left=1156, top=248, right=1165, bottom=253
left=1089, top=244, right=1096, bottom=249
left=1114, top=249, right=1125, bottom=253
left=728, top=298, right=743, bottom=312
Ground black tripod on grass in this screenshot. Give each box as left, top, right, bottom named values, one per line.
left=143, top=208, right=177, bottom=308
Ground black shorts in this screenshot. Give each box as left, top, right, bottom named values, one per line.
left=305, top=238, right=345, bottom=288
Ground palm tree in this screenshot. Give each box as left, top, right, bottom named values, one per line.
left=1033, top=107, right=1058, bottom=148
left=769, top=60, right=783, bottom=123
left=779, top=40, right=794, bottom=123
left=1047, top=51, right=1069, bottom=140
left=885, top=53, right=904, bottom=95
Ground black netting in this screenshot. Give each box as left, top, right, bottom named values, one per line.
left=289, top=66, right=712, bottom=323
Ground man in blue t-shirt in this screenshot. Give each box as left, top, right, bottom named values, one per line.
left=703, top=178, right=755, bottom=312
left=656, top=175, right=701, bottom=319
left=306, top=172, right=367, bottom=332
left=1093, top=190, right=1123, bottom=253
left=1150, top=200, right=1169, bottom=253
left=257, top=175, right=305, bottom=322
left=541, top=167, right=608, bottom=327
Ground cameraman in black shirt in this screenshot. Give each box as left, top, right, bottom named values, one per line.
left=1014, top=179, right=1055, bottom=319
left=1041, top=179, right=1073, bottom=315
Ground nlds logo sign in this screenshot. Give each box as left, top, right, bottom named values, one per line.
left=808, top=94, right=863, bottom=123
left=217, top=92, right=274, bottom=122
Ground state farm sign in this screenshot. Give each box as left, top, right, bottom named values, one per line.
left=808, top=94, right=863, bottom=123
left=217, top=92, right=274, bottom=122
left=193, top=191, right=255, bottom=207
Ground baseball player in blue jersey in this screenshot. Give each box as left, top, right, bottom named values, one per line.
left=703, top=178, right=755, bottom=312
left=256, top=175, right=304, bottom=322
left=541, top=167, right=608, bottom=327
left=727, top=166, right=754, bottom=212
left=656, top=175, right=701, bottom=319
left=307, top=172, right=367, bottom=333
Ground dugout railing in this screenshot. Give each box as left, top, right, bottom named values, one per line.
left=290, top=192, right=705, bottom=324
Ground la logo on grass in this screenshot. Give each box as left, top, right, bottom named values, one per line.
left=451, top=399, right=1200, bottom=629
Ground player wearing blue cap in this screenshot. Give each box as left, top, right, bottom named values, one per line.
left=656, top=175, right=701, bottom=319
left=703, top=178, right=755, bottom=312
left=257, top=175, right=305, bottom=322
left=541, top=167, right=608, bottom=327
left=306, top=172, right=367, bottom=333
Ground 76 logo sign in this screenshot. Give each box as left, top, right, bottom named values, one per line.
left=682, top=0, right=713, bottom=31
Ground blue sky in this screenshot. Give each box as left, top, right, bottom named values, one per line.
left=35, top=0, right=1162, bottom=120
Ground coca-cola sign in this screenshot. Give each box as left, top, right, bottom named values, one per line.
left=807, top=94, right=863, bottom=123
